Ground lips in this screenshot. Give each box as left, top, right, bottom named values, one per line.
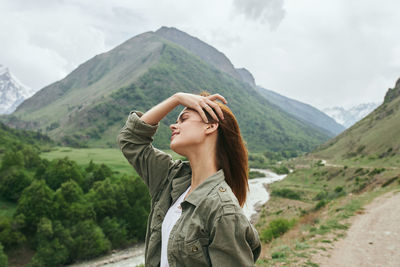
left=171, top=132, right=179, bottom=140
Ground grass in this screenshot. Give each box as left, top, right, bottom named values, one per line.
left=39, top=146, right=183, bottom=176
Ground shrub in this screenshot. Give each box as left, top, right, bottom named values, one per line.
left=260, top=218, right=292, bottom=243
left=272, top=166, right=289, bottom=174
left=355, top=168, right=364, bottom=174
left=248, top=170, right=266, bottom=179
left=334, top=186, right=343, bottom=193
left=314, top=200, right=327, bottom=211
left=369, top=168, right=385, bottom=176
left=313, top=190, right=328, bottom=201
left=382, top=176, right=399, bottom=187
left=271, top=188, right=301, bottom=200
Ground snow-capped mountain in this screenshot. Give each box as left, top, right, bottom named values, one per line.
left=0, top=65, right=36, bottom=114
left=323, top=102, right=380, bottom=128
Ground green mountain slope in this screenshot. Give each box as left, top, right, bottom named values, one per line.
left=0, top=28, right=331, bottom=152
left=0, top=122, right=54, bottom=154
left=256, top=86, right=345, bottom=136
left=155, top=27, right=344, bottom=138
left=313, top=78, right=400, bottom=164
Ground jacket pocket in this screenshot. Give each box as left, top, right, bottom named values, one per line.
left=181, top=238, right=210, bottom=266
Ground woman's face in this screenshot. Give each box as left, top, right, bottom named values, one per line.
left=169, top=108, right=208, bottom=156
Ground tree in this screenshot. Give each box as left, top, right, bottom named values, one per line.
left=20, top=146, right=42, bottom=170
left=82, top=162, right=112, bottom=192
left=86, top=179, right=118, bottom=221
left=38, top=157, right=84, bottom=190
left=29, top=218, right=72, bottom=267
left=0, top=150, right=24, bottom=171
left=53, top=180, right=95, bottom=226
left=0, top=217, right=26, bottom=249
left=114, top=176, right=150, bottom=240
left=0, top=167, right=32, bottom=201
left=15, top=180, right=55, bottom=234
left=70, top=220, right=110, bottom=260
left=100, top=217, right=128, bottom=248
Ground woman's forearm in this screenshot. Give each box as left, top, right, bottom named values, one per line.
left=140, top=93, right=180, bottom=126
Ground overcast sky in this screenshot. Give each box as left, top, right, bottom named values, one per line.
left=1, top=0, right=399, bottom=109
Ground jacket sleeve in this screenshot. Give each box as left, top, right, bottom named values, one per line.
left=116, top=110, right=179, bottom=198
left=208, top=213, right=261, bottom=267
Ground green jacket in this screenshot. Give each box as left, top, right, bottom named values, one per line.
left=117, top=110, right=261, bottom=267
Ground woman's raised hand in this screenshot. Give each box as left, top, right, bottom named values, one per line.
left=175, top=93, right=228, bottom=123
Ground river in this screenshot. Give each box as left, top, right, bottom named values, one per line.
left=69, top=168, right=286, bottom=267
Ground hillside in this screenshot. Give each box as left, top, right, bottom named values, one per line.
left=256, top=86, right=345, bottom=136
left=0, top=122, right=54, bottom=154
left=313, top=78, right=400, bottom=164
left=156, top=27, right=343, bottom=137
left=0, top=27, right=331, bottom=153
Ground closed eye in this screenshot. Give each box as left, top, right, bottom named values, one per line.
left=176, top=117, right=187, bottom=123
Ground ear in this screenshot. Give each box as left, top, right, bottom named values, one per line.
left=205, top=122, right=219, bottom=135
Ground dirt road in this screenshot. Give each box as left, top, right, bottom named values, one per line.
left=313, top=191, right=400, bottom=267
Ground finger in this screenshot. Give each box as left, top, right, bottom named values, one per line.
left=208, top=94, right=227, bottom=104
left=199, top=100, right=218, bottom=121
left=202, top=102, right=219, bottom=122
left=195, top=104, right=209, bottom=123
left=205, top=99, right=224, bottom=120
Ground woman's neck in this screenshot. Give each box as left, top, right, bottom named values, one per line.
left=186, top=144, right=219, bottom=191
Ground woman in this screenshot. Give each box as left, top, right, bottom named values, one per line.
left=117, top=92, right=261, bottom=267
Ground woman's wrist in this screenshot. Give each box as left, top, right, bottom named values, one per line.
left=139, top=93, right=181, bottom=125
left=172, top=92, right=182, bottom=106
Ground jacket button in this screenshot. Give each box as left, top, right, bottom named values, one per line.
left=191, top=245, right=198, bottom=252
left=219, top=187, right=226, bottom=192
left=157, top=214, right=162, bottom=219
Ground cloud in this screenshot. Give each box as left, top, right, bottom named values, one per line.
left=233, top=0, right=286, bottom=30
left=0, top=0, right=399, bottom=110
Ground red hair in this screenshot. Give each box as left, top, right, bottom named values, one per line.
left=199, top=91, right=249, bottom=207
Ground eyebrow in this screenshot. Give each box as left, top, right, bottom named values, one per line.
left=176, top=111, right=190, bottom=123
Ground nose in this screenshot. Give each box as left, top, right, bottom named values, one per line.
left=170, top=123, right=177, bottom=131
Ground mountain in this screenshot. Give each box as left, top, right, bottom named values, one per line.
left=155, top=27, right=344, bottom=137
left=0, top=27, right=331, bottom=153
left=256, top=86, right=345, bottom=136
left=313, top=78, right=400, bottom=162
left=154, top=26, right=244, bottom=82
left=0, top=65, right=36, bottom=115
left=323, top=102, right=380, bottom=128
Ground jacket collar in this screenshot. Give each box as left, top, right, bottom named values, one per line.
left=182, top=169, right=225, bottom=207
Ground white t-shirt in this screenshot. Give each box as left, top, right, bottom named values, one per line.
left=160, top=185, right=191, bottom=267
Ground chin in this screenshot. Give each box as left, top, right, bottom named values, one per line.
left=170, top=143, right=186, bottom=158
